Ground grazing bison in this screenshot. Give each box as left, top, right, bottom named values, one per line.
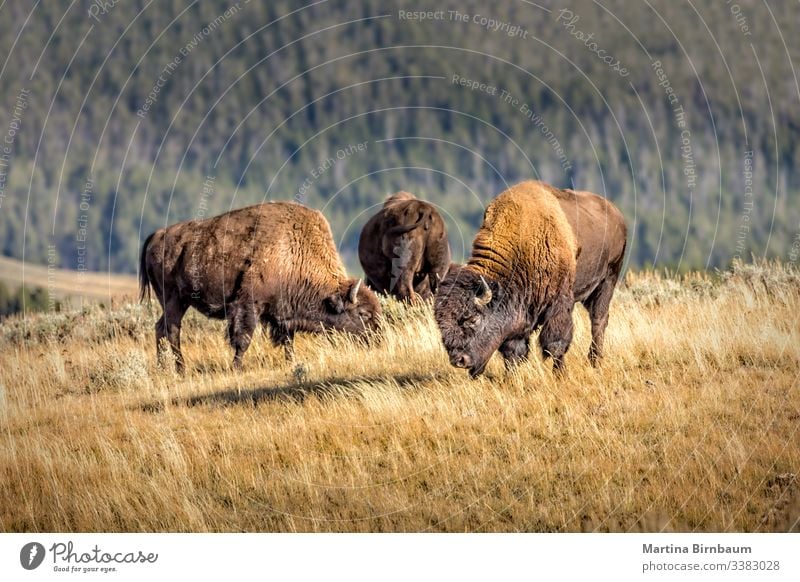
left=435, top=180, right=627, bottom=377
left=358, top=191, right=451, bottom=302
left=139, top=202, right=381, bottom=372
left=435, top=181, right=579, bottom=377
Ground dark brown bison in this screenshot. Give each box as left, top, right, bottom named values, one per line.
left=358, top=191, right=451, bottom=303
left=435, top=181, right=627, bottom=377
left=139, top=202, right=381, bottom=372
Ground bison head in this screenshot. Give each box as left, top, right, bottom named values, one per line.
left=323, top=278, right=382, bottom=336
left=434, top=267, right=511, bottom=377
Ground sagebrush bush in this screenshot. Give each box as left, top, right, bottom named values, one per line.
left=87, top=348, right=151, bottom=392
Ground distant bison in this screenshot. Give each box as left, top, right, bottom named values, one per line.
left=139, top=202, right=381, bottom=372
left=358, top=192, right=451, bottom=303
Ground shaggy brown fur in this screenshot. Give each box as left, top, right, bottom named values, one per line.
left=140, top=202, right=381, bottom=372
left=435, top=181, right=579, bottom=376
left=550, top=185, right=627, bottom=363
left=358, top=192, right=451, bottom=303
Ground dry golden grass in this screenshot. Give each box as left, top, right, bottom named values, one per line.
left=0, top=255, right=137, bottom=301
left=0, top=262, right=798, bottom=532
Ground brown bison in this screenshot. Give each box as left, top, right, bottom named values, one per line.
left=139, top=202, right=381, bottom=372
left=435, top=180, right=626, bottom=377
left=358, top=191, right=451, bottom=302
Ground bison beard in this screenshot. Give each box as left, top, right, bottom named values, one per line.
left=435, top=181, right=580, bottom=377
left=139, top=202, right=381, bottom=372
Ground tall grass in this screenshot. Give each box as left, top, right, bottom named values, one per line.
left=1, top=262, right=798, bottom=532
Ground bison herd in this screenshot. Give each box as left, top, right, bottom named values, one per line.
left=140, top=180, right=626, bottom=378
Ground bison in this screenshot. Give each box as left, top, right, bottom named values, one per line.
left=435, top=180, right=626, bottom=377
left=139, top=201, right=381, bottom=372
left=358, top=191, right=451, bottom=303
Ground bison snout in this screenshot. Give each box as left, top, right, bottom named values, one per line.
left=450, top=352, right=473, bottom=369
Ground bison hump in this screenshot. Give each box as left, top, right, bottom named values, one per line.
left=384, top=191, right=416, bottom=207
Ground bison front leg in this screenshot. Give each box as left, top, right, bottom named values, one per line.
left=155, top=299, right=187, bottom=373
left=538, top=293, right=575, bottom=374
left=584, top=276, right=616, bottom=366
left=227, top=303, right=258, bottom=370
left=499, top=334, right=530, bottom=370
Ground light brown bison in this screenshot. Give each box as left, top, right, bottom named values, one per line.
left=467, top=185, right=628, bottom=369
left=435, top=181, right=579, bottom=377
left=358, top=192, right=451, bottom=302
left=139, top=202, right=381, bottom=372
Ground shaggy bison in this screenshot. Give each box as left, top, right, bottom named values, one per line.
left=139, top=202, right=381, bottom=372
left=358, top=192, right=451, bottom=303
left=435, top=180, right=626, bottom=377
left=476, top=185, right=628, bottom=369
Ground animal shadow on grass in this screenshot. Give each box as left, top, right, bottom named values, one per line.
left=138, top=372, right=444, bottom=413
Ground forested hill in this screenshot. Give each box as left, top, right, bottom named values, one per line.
left=0, top=0, right=798, bottom=275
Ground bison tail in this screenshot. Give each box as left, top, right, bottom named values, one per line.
left=139, top=231, right=156, bottom=303
left=385, top=209, right=431, bottom=236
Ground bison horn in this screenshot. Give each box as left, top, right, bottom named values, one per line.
left=474, top=275, right=492, bottom=307
left=349, top=279, right=362, bottom=304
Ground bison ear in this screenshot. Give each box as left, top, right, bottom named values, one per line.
left=324, top=295, right=345, bottom=314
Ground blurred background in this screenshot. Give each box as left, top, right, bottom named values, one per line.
left=0, top=0, right=797, bottom=312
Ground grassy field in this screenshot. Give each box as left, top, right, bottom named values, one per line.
left=0, top=255, right=138, bottom=302
left=0, top=262, right=798, bottom=532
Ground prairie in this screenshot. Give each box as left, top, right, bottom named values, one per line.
left=0, top=255, right=137, bottom=302
left=0, top=262, right=798, bottom=532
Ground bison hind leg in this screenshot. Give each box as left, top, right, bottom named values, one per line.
left=584, top=275, right=617, bottom=366
left=538, top=294, right=575, bottom=374
left=155, top=299, right=187, bottom=373
left=227, top=302, right=259, bottom=370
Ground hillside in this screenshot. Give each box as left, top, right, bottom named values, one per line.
left=0, top=0, right=799, bottom=275
left=0, top=255, right=137, bottom=303
left=1, top=263, right=798, bottom=532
